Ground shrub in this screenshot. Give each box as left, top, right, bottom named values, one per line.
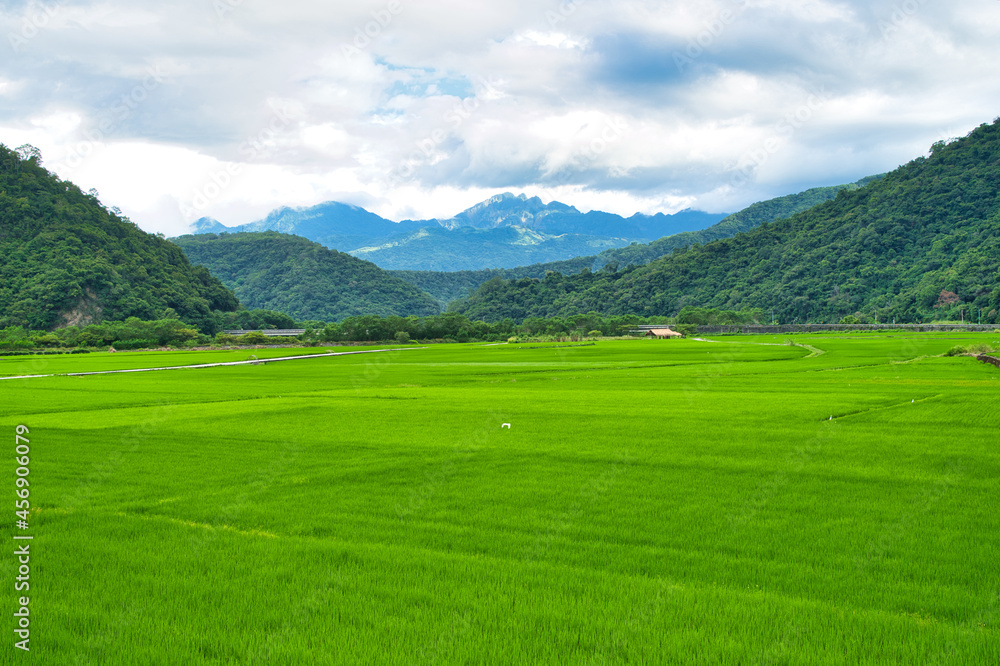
left=30, top=333, right=60, bottom=347
left=114, top=339, right=156, bottom=350
left=239, top=331, right=270, bottom=345
left=672, top=324, right=696, bottom=337
left=395, top=331, right=411, bottom=344
left=965, top=343, right=995, bottom=355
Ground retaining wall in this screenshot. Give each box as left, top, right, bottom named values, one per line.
left=977, top=354, right=1000, bottom=368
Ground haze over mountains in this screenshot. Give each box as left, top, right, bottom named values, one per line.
left=192, top=193, right=728, bottom=271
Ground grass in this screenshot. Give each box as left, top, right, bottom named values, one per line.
left=2, top=333, right=998, bottom=663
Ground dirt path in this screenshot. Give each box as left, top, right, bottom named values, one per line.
left=0, top=347, right=427, bottom=381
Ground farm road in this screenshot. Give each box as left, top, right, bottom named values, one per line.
left=0, top=347, right=427, bottom=381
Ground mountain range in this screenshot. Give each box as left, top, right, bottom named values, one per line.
left=191, top=194, right=728, bottom=271
left=5, top=116, right=997, bottom=333
left=391, top=176, right=883, bottom=306
left=453, top=118, right=1000, bottom=325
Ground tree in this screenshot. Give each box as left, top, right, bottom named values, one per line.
left=15, top=144, right=41, bottom=163
left=934, top=290, right=960, bottom=309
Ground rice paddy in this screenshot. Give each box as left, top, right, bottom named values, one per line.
left=2, top=333, right=998, bottom=664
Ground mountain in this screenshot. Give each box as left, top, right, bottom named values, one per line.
left=191, top=217, right=230, bottom=234
left=192, top=203, right=430, bottom=252
left=589, top=175, right=885, bottom=271
left=424, top=192, right=724, bottom=238
left=0, top=144, right=239, bottom=332
left=393, top=177, right=882, bottom=306
left=452, top=118, right=1000, bottom=324
left=350, top=224, right=630, bottom=271
left=195, top=194, right=727, bottom=271
left=390, top=257, right=596, bottom=307
left=172, top=231, right=440, bottom=321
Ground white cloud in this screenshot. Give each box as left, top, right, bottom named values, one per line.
left=1, top=0, right=997, bottom=234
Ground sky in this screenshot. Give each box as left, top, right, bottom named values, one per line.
left=1, top=0, right=997, bottom=236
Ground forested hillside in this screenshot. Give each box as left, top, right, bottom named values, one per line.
left=395, top=177, right=881, bottom=306
left=590, top=175, right=885, bottom=270
left=352, top=224, right=629, bottom=271
left=453, top=119, right=1000, bottom=324
left=0, top=144, right=239, bottom=332
left=174, top=231, right=440, bottom=321
left=390, top=257, right=595, bottom=307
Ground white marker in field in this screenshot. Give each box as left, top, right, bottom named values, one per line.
left=501, top=423, right=511, bottom=429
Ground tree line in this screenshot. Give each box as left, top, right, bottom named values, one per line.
left=1, top=310, right=693, bottom=351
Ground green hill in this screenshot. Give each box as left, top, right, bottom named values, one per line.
left=173, top=231, right=441, bottom=321
left=396, top=177, right=881, bottom=307
left=590, top=175, right=885, bottom=270
left=453, top=118, right=1000, bottom=324
left=389, top=257, right=595, bottom=307
left=350, top=223, right=632, bottom=271
left=0, top=144, right=239, bottom=332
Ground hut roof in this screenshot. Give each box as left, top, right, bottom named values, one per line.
left=646, top=328, right=682, bottom=338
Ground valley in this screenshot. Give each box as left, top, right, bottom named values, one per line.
left=4, top=334, right=998, bottom=663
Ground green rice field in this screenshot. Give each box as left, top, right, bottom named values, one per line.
left=2, top=333, right=998, bottom=664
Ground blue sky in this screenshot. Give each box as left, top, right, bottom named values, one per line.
left=1, top=0, right=997, bottom=236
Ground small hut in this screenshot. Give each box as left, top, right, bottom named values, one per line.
left=645, top=328, right=683, bottom=339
